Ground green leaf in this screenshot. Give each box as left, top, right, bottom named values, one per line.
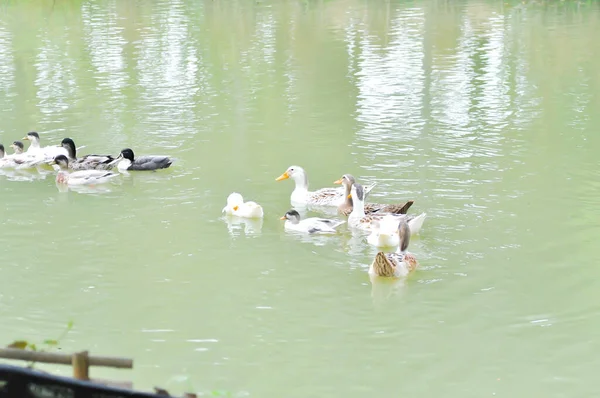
left=29, top=344, right=37, bottom=351
left=43, top=340, right=59, bottom=346
left=7, top=340, right=28, bottom=349
left=210, top=391, right=231, bottom=397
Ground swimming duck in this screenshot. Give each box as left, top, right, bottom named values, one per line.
left=280, top=209, right=346, bottom=234
left=23, top=132, right=68, bottom=160
left=111, top=148, right=172, bottom=171
left=50, top=155, right=120, bottom=186
left=333, top=174, right=414, bottom=216
left=348, top=183, right=427, bottom=234
left=275, top=165, right=376, bottom=207
left=222, top=192, right=264, bottom=218
left=60, top=138, right=116, bottom=170
left=0, top=141, right=45, bottom=168
left=369, top=220, right=419, bottom=278
left=367, top=214, right=416, bottom=247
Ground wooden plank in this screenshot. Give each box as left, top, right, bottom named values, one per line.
left=89, top=378, right=133, bottom=390
left=0, top=348, right=133, bottom=369
left=72, top=351, right=89, bottom=380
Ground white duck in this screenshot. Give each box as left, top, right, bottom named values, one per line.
left=23, top=132, right=68, bottom=161
left=275, top=165, right=376, bottom=207
left=50, top=155, right=120, bottom=186
left=348, top=183, right=427, bottom=235
left=369, top=220, right=419, bottom=278
left=0, top=141, right=45, bottom=169
left=222, top=192, right=264, bottom=219
left=280, top=209, right=345, bottom=234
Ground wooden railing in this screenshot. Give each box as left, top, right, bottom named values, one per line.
left=0, top=348, right=133, bottom=389
left=0, top=348, right=199, bottom=397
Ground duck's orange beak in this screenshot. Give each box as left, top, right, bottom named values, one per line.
left=347, top=194, right=352, bottom=199
left=233, top=206, right=239, bottom=211
left=279, top=216, right=286, bottom=220
left=275, top=172, right=289, bottom=181
left=333, top=178, right=343, bottom=184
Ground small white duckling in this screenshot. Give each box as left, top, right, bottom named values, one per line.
left=280, top=209, right=345, bottom=234
left=222, top=192, right=264, bottom=219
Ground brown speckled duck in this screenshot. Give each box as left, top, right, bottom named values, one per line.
left=369, top=220, right=418, bottom=278
left=333, top=174, right=413, bottom=217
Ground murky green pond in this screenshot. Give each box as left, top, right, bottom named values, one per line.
left=1, top=0, right=600, bottom=396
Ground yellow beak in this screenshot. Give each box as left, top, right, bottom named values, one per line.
left=22, top=136, right=29, bottom=141
left=232, top=206, right=239, bottom=211
left=347, top=194, right=352, bottom=199
left=333, top=178, right=343, bottom=184
left=279, top=216, right=286, bottom=220
left=275, top=172, right=289, bottom=181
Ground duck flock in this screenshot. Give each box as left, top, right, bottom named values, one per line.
left=2, top=132, right=425, bottom=279
left=223, top=165, right=428, bottom=279
left=0, top=132, right=173, bottom=185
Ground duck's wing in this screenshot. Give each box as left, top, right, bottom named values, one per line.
left=308, top=188, right=342, bottom=205
left=73, top=154, right=116, bottom=170
left=131, top=156, right=173, bottom=170
left=307, top=226, right=337, bottom=234
left=314, top=218, right=345, bottom=228
left=365, top=200, right=414, bottom=215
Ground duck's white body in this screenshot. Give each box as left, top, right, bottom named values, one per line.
left=25, top=138, right=68, bottom=160
left=0, top=148, right=46, bottom=169
left=56, top=169, right=120, bottom=186
left=284, top=217, right=345, bottom=234
left=222, top=193, right=264, bottom=219
left=366, top=213, right=427, bottom=247
left=280, top=210, right=345, bottom=234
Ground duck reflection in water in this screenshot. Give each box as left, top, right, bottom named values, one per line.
left=223, top=216, right=263, bottom=237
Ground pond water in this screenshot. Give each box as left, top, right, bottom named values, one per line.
left=1, top=0, right=599, bottom=396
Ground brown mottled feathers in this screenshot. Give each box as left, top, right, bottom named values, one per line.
left=371, top=252, right=397, bottom=277
left=371, top=251, right=419, bottom=278
left=339, top=200, right=414, bottom=217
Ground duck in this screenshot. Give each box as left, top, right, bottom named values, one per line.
left=0, top=144, right=6, bottom=164
left=275, top=165, right=376, bottom=207
left=369, top=220, right=419, bottom=278
left=367, top=214, right=415, bottom=247
left=0, top=141, right=45, bottom=169
left=348, top=183, right=427, bottom=234
left=333, top=174, right=414, bottom=216
left=222, top=192, right=264, bottom=218
left=111, top=148, right=173, bottom=171
left=60, top=138, right=116, bottom=170
left=22, top=132, right=69, bottom=160
left=50, top=155, right=120, bottom=186
left=280, top=209, right=346, bottom=234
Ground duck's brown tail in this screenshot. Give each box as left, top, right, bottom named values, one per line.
left=396, top=200, right=414, bottom=214
left=371, top=252, right=396, bottom=277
